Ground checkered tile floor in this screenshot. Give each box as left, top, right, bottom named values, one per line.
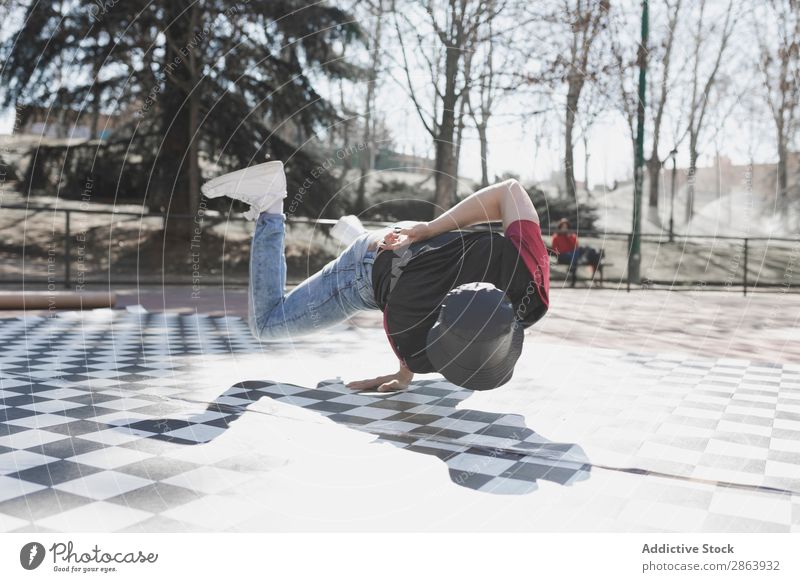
left=218, top=378, right=591, bottom=495
left=537, top=348, right=800, bottom=492
left=0, top=308, right=798, bottom=532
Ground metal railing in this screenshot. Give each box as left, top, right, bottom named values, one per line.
left=2, top=204, right=799, bottom=295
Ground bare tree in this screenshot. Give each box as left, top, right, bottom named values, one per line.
left=645, top=0, right=682, bottom=211
left=609, top=6, right=639, bottom=180
left=464, top=7, right=521, bottom=188
left=356, top=0, right=386, bottom=212
left=464, top=10, right=497, bottom=188
left=559, top=0, right=610, bottom=200
left=454, top=36, right=475, bottom=183
left=455, top=1, right=534, bottom=189
left=677, top=0, right=738, bottom=221
left=610, top=0, right=686, bottom=221
left=575, top=77, right=607, bottom=195
left=753, top=0, right=800, bottom=201
left=391, top=0, right=505, bottom=214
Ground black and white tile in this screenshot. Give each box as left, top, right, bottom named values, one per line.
left=0, top=309, right=798, bottom=532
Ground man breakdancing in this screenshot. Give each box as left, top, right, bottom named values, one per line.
left=201, top=161, right=549, bottom=392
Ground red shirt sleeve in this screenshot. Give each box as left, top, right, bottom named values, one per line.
left=505, top=220, right=550, bottom=307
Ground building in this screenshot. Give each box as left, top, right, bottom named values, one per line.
left=16, top=104, right=127, bottom=140
left=659, top=153, right=800, bottom=202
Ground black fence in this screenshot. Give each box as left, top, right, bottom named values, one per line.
left=1, top=204, right=798, bottom=295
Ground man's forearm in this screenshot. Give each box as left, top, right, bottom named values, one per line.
left=427, top=179, right=537, bottom=236
left=426, top=182, right=503, bottom=236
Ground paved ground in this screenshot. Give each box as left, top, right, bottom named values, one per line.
left=103, top=285, right=800, bottom=362
left=0, top=288, right=798, bottom=532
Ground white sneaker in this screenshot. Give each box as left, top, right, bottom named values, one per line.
left=201, top=160, right=287, bottom=220
left=330, top=215, right=368, bottom=245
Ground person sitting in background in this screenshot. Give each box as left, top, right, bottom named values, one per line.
left=551, top=218, right=581, bottom=265
left=551, top=218, right=600, bottom=277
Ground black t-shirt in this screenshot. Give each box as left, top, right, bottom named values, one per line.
left=371, top=229, right=547, bottom=373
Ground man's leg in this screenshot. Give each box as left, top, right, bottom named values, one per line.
left=557, top=251, right=578, bottom=287
left=203, top=160, right=377, bottom=341
left=248, top=212, right=378, bottom=342
left=583, top=247, right=599, bottom=276
left=247, top=212, right=289, bottom=339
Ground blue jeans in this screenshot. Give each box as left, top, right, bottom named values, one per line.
left=557, top=249, right=582, bottom=267
left=248, top=213, right=380, bottom=341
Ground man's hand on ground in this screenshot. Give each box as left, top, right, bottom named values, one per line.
left=345, top=363, right=414, bottom=392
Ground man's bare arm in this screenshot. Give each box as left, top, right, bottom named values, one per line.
left=381, top=179, right=539, bottom=249
left=346, top=361, right=414, bottom=392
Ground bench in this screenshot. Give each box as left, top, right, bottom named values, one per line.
left=547, top=247, right=610, bottom=287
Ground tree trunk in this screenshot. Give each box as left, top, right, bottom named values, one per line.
left=454, top=92, right=468, bottom=179
left=434, top=136, right=457, bottom=214
left=156, top=97, right=194, bottom=239
left=157, top=97, right=194, bottom=235
left=188, top=94, right=200, bottom=218
left=564, top=81, right=580, bottom=199
left=156, top=3, right=200, bottom=240
left=777, top=137, right=788, bottom=198
left=90, top=108, right=100, bottom=141
left=583, top=132, right=590, bottom=194
left=356, top=2, right=381, bottom=214
left=477, top=123, right=489, bottom=187
left=90, top=57, right=102, bottom=140
left=647, top=155, right=661, bottom=208
left=434, top=46, right=460, bottom=215
left=685, top=138, right=698, bottom=223
left=338, top=82, right=354, bottom=174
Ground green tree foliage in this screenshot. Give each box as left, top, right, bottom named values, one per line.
left=1, top=0, right=362, bottom=229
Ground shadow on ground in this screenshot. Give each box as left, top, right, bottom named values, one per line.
left=125, top=378, right=592, bottom=495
